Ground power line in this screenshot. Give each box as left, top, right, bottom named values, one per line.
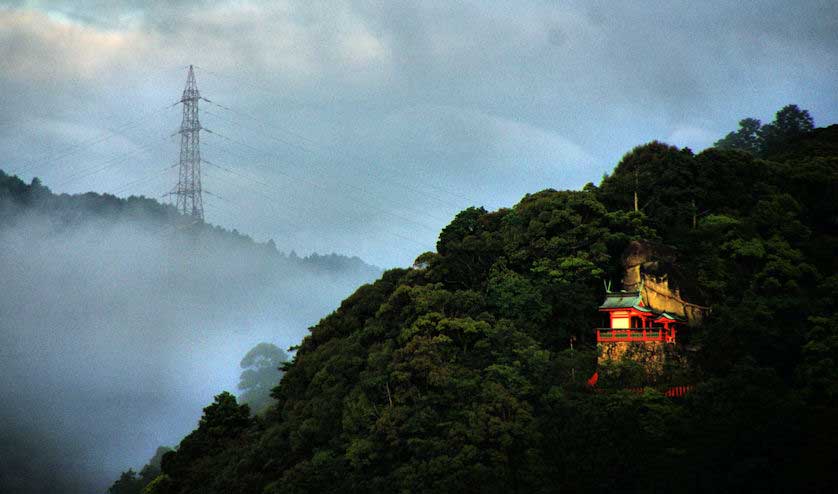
left=37, top=65, right=433, bottom=256
left=200, top=67, right=580, bottom=203
left=52, top=134, right=170, bottom=189
left=200, top=155, right=430, bottom=250
left=0, top=65, right=182, bottom=136
left=201, top=129, right=441, bottom=233
left=11, top=105, right=172, bottom=177
left=199, top=97, right=475, bottom=207
left=197, top=66, right=479, bottom=202
left=111, top=164, right=177, bottom=196
left=201, top=107, right=462, bottom=216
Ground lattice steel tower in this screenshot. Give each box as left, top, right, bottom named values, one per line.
left=174, top=65, right=204, bottom=220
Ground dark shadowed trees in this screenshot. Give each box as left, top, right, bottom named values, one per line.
left=760, top=104, right=815, bottom=153
left=714, top=104, right=815, bottom=155
left=134, top=120, right=838, bottom=493
left=714, top=117, right=763, bottom=154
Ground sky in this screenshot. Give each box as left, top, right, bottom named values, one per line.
left=1, top=0, right=836, bottom=268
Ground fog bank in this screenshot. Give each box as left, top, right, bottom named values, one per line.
left=0, top=209, right=379, bottom=493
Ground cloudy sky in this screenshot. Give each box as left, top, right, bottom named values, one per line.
left=1, top=0, right=836, bottom=267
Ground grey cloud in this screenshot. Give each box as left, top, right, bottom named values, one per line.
left=1, top=1, right=836, bottom=267
left=0, top=0, right=835, bottom=491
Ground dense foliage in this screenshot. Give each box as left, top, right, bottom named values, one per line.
left=145, top=120, right=836, bottom=493
left=108, top=447, right=172, bottom=494
left=714, top=104, right=815, bottom=156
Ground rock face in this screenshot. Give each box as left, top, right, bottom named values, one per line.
left=621, top=241, right=707, bottom=325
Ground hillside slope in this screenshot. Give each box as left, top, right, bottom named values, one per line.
left=145, top=126, right=838, bottom=493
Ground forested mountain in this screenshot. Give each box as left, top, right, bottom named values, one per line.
left=137, top=122, right=838, bottom=493
left=0, top=171, right=378, bottom=278
left=0, top=173, right=381, bottom=494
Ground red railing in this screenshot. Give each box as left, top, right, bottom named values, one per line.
left=621, top=385, right=694, bottom=397
left=664, top=385, right=693, bottom=397
left=595, top=328, right=665, bottom=342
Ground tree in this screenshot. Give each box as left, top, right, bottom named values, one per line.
left=138, top=446, right=172, bottom=484
left=109, top=469, right=143, bottom=494
left=160, top=392, right=253, bottom=484
left=760, top=104, right=815, bottom=152
left=108, top=446, right=173, bottom=494
left=714, top=117, right=763, bottom=154
left=714, top=105, right=815, bottom=155
left=599, top=141, right=696, bottom=234
left=196, top=391, right=252, bottom=433
left=436, top=207, right=488, bottom=255
left=238, top=342, right=289, bottom=414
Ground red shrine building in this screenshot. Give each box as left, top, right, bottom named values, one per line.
left=596, top=284, right=684, bottom=345
left=594, top=241, right=709, bottom=374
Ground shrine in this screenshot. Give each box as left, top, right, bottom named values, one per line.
left=594, top=241, right=709, bottom=376
left=596, top=285, right=684, bottom=345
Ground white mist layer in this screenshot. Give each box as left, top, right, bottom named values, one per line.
left=0, top=212, right=378, bottom=493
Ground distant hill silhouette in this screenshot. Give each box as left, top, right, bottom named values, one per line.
left=0, top=169, right=380, bottom=279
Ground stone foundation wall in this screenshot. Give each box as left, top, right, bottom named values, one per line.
left=598, top=341, right=665, bottom=375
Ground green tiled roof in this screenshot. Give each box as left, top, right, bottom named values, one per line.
left=656, top=312, right=686, bottom=322
left=599, top=291, right=651, bottom=312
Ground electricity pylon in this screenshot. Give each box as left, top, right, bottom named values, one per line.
left=174, top=65, right=204, bottom=220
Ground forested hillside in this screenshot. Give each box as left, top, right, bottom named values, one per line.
left=135, top=115, right=838, bottom=493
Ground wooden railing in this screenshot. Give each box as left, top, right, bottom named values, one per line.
left=596, top=328, right=665, bottom=342
left=618, top=385, right=694, bottom=397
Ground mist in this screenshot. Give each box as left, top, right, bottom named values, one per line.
left=0, top=205, right=380, bottom=493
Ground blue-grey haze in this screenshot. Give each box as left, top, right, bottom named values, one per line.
left=0, top=1, right=835, bottom=492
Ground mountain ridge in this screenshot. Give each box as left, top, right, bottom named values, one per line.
left=0, top=168, right=380, bottom=276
